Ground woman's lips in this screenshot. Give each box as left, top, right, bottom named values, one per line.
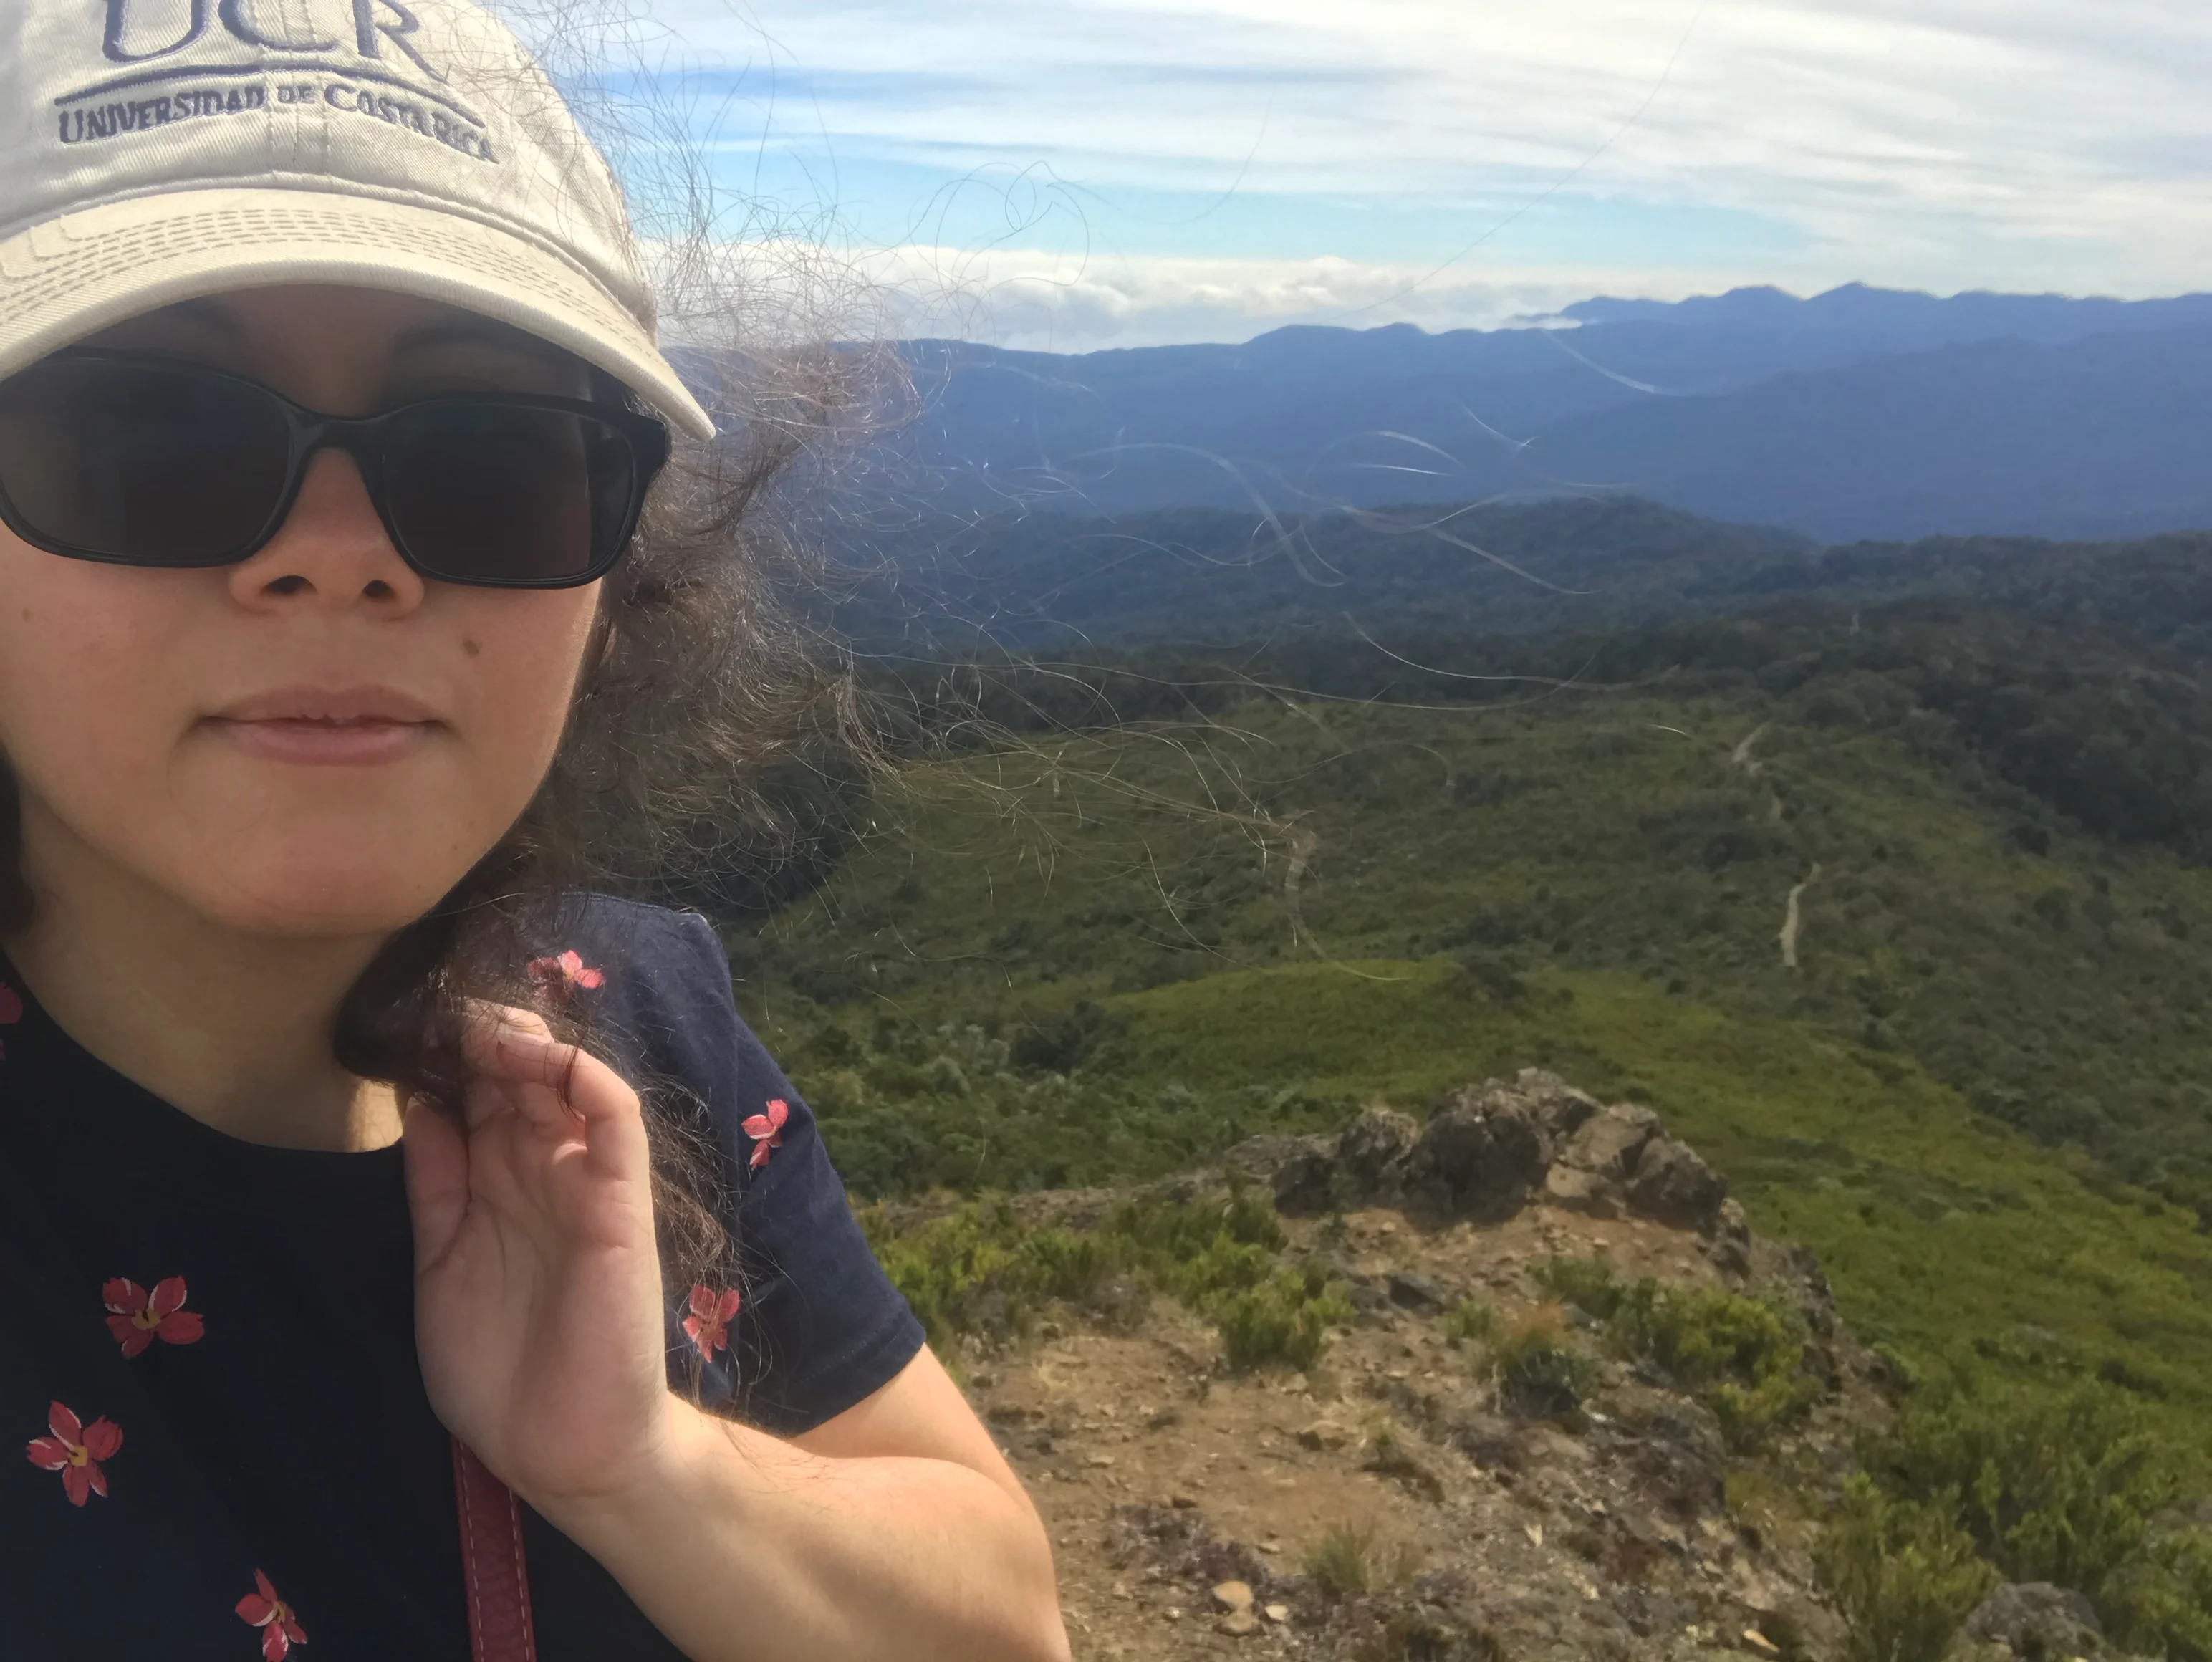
left=202, top=686, right=443, bottom=767
left=206, top=716, right=436, bottom=767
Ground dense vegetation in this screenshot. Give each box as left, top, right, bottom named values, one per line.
left=721, top=519, right=2212, bottom=1648
left=768, top=594, right=2212, bottom=1224
left=840, top=493, right=2212, bottom=655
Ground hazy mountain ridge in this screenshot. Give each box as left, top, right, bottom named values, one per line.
left=880, top=284, right=2212, bottom=539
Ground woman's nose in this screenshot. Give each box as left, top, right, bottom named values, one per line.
left=225, top=449, right=428, bottom=614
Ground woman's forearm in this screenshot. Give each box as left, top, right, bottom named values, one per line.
left=537, top=1396, right=1069, bottom=1662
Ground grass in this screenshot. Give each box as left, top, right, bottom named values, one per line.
left=1303, top=1521, right=1418, bottom=1599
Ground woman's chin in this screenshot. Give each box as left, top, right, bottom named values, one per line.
left=175, top=845, right=486, bottom=941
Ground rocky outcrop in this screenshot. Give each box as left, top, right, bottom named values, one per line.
left=1961, top=1582, right=2105, bottom=1658
left=1264, top=1069, right=1731, bottom=1238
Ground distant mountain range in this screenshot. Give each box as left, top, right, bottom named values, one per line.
left=879, top=284, right=2212, bottom=542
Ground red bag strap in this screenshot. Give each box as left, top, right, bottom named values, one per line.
left=451, top=1436, right=539, bottom=1662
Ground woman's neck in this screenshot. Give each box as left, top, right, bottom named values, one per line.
left=6, top=804, right=404, bottom=1153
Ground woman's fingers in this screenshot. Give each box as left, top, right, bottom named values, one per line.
left=457, top=1001, right=652, bottom=1178
left=458, top=1004, right=634, bottom=1123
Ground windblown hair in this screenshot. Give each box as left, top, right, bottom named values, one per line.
left=349, top=0, right=898, bottom=1310
left=328, top=355, right=877, bottom=1305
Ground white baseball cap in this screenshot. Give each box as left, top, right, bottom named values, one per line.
left=0, top=0, right=713, bottom=440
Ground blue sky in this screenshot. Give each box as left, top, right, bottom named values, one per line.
left=563, top=0, right=2212, bottom=350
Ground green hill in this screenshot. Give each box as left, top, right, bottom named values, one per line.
left=721, top=592, right=2212, bottom=1462
left=841, top=494, right=2212, bottom=656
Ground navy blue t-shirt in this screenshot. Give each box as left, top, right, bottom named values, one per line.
left=0, top=897, right=923, bottom=1660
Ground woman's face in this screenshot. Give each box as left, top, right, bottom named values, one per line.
left=0, top=285, right=604, bottom=939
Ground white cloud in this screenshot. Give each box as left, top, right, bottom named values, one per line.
left=850, top=246, right=1749, bottom=352
left=558, top=0, right=2212, bottom=342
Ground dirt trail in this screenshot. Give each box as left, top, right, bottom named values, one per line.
left=1777, top=865, right=1820, bottom=971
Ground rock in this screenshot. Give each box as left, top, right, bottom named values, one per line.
left=1223, top=1133, right=1324, bottom=1188
left=1560, top=1101, right=1661, bottom=1178
left=1706, top=1197, right=1754, bottom=1279
left=1963, top=1582, right=2104, bottom=1658
left=1269, top=1145, right=1335, bottom=1216
left=1171, top=1493, right=1198, bottom=1509
left=1502, top=1068, right=1607, bottom=1143
left=1405, top=1100, right=1550, bottom=1223
left=1337, top=1106, right=1420, bottom=1199
left=1218, top=1609, right=1259, bottom=1636
left=1297, top=1419, right=1352, bottom=1451
left=1448, top=1412, right=1527, bottom=1473
left=1779, top=1244, right=1841, bottom=1339
left=1264, top=1603, right=1289, bottom=1623
left=1624, top=1135, right=1728, bottom=1233
left=1211, top=1580, right=1254, bottom=1612
left=1388, top=1269, right=1451, bottom=1312
left=1544, top=1163, right=1625, bottom=1219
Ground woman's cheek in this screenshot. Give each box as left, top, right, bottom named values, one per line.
left=0, top=552, right=600, bottom=938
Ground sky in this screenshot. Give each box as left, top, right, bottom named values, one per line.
left=580, top=0, right=2212, bottom=352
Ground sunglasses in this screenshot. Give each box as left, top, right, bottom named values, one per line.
left=0, top=349, right=672, bottom=590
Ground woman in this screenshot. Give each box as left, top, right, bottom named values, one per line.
left=0, top=1, right=1067, bottom=1658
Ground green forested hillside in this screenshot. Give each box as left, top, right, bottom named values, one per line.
left=721, top=591, right=2212, bottom=1456
left=842, top=493, right=2212, bottom=655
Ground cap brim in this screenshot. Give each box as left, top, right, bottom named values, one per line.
left=0, top=186, right=715, bottom=442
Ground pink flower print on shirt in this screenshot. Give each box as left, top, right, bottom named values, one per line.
left=682, top=1284, right=740, bottom=1361
left=26, top=1401, right=122, bottom=1506
left=236, top=1570, right=309, bottom=1660
left=103, top=1276, right=206, bottom=1358
left=524, top=949, right=604, bottom=1002
left=741, top=1097, right=788, bottom=1172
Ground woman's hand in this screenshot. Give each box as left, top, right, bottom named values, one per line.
left=400, top=1006, right=1069, bottom=1662
left=399, top=1006, right=673, bottom=1507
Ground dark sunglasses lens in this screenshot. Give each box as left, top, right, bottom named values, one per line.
left=383, top=405, right=637, bottom=586
left=0, top=357, right=290, bottom=564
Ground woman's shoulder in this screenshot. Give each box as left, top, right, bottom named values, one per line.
left=554, top=891, right=729, bottom=1007
left=544, top=894, right=756, bottom=1092
left=549, top=895, right=926, bottom=1433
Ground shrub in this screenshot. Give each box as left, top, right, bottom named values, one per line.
left=1492, top=1307, right=1599, bottom=1419
left=1022, top=1227, right=1121, bottom=1304
left=1532, top=1255, right=1629, bottom=1320
left=1008, top=999, right=1120, bottom=1073
left=862, top=1200, right=1035, bottom=1346
left=1167, top=1235, right=1276, bottom=1305
left=1107, top=1183, right=1287, bottom=1261
left=1609, top=1281, right=1820, bottom=1449
left=1862, top=1379, right=2212, bottom=1654
left=1871, top=1382, right=2180, bottom=1608
left=1215, top=1264, right=1354, bottom=1372
left=861, top=1183, right=1343, bottom=1368
left=1441, top=1296, right=1503, bottom=1348
left=1530, top=1259, right=1819, bottom=1447
left=2107, top=1525, right=2212, bottom=1662
left=1813, top=1474, right=1995, bottom=1662
left=1304, top=1522, right=1416, bottom=1599
left=1353, top=1612, right=1506, bottom=1662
